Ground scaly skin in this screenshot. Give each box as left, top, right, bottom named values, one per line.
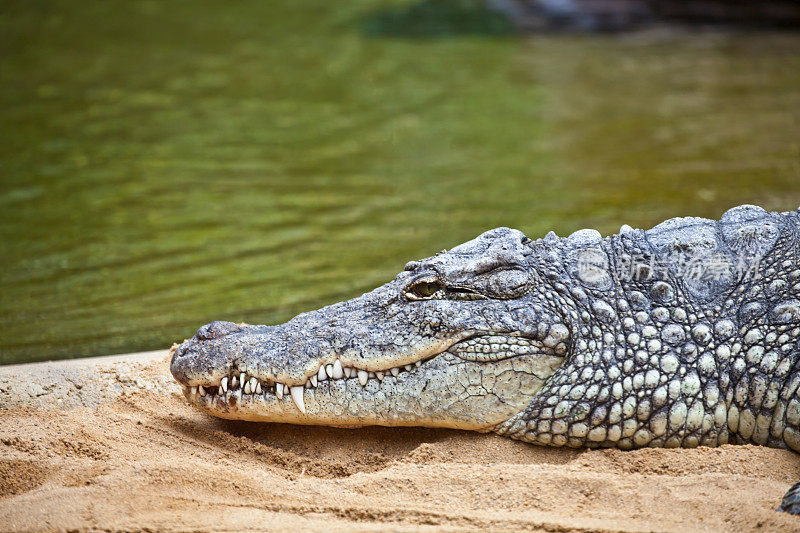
left=170, top=204, right=800, bottom=514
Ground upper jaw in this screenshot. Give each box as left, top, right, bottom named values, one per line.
left=170, top=325, right=477, bottom=389
left=170, top=318, right=560, bottom=388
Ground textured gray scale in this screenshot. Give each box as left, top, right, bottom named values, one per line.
left=170, top=204, right=800, bottom=514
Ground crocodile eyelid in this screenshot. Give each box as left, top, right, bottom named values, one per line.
left=404, top=275, right=443, bottom=300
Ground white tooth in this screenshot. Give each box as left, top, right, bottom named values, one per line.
left=240, top=373, right=246, bottom=386
left=390, top=367, right=400, bottom=377
left=415, top=361, right=422, bottom=367
left=368, top=372, right=376, bottom=379
left=190, top=386, right=198, bottom=395
left=231, top=375, right=239, bottom=389
left=290, top=386, right=306, bottom=413
left=326, top=364, right=334, bottom=378
left=343, top=366, right=353, bottom=378
left=244, top=381, right=252, bottom=394
left=276, top=383, right=284, bottom=399
left=198, top=386, right=206, bottom=396
left=405, top=365, right=413, bottom=371
left=255, top=382, right=262, bottom=394
left=310, top=375, right=318, bottom=387
left=305, top=381, right=312, bottom=389
left=220, top=377, right=228, bottom=392
left=376, top=371, right=384, bottom=381
left=332, top=360, right=344, bottom=379
left=358, top=370, right=368, bottom=386
left=249, top=377, right=257, bottom=391
left=318, top=366, right=327, bottom=381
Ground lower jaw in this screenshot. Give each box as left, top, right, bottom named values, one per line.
left=184, top=378, right=497, bottom=430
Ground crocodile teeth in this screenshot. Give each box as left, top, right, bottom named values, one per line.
left=290, top=386, right=306, bottom=413
left=203, top=359, right=426, bottom=402
left=190, top=386, right=198, bottom=395
left=331, top=360, right=344, bottom=379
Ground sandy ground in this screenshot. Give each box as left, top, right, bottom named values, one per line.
left=1, top=353, right=799, bottom=532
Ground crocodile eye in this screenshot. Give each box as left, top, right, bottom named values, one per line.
left=406, top=280, right=443, bottom=300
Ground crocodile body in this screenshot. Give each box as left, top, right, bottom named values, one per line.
left=170, top=204, right=800, bottom=514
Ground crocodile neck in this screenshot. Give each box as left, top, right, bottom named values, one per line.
left=497, top=209, right=800, bottom=451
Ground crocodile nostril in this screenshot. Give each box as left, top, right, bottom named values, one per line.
left=173, top=345, right=193, bottom=359
left=195, top=320, right=241, bottom=341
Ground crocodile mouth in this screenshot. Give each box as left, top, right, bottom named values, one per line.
left=176, top=331, right=564, bottom=417
left=179, top=354, right=433, bottom=414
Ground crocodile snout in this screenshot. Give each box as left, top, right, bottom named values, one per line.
left=170, top=321, right=246, bottom=384
left=170, top=321, right=240, bottom=363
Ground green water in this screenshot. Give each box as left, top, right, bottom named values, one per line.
left=1, top=1, right=799, bottom=364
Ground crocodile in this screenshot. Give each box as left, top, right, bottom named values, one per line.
left=170, top=204, right=800, bottom=514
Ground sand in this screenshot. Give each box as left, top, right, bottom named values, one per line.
left=1, top=353, right=799, bottom=532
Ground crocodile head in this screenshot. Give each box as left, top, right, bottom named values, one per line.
left=170, top=227, right=572, bottom=430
